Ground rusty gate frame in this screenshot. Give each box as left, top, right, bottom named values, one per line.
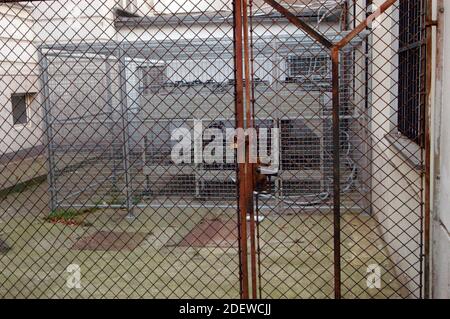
left=233, top=0, right=432, bottom=299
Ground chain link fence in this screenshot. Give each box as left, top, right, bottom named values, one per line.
left=0, top=0, right=428, bottom=298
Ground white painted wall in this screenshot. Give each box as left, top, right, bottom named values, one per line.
left=116, top=18, right=336, bottom=87
left=117, top=0, right=156, bottom=15
left=369, top=0, right=423, bottom=297
left=433, top=0, right=450, bottom=299
left=153, top=0, right=232, bottom=14
left=0, top=0, right=123, bottom=156
left=30, top=0, right=117, bottom=44
left=0, top=0, right=120, bottom=156
left=118, top=19, right=336, bottom=42
left=0, top=4, right=42, bottom=155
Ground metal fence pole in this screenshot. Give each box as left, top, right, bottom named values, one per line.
left=38, top=49, right=58, bottom=213
left=118, top=46, right=134, bottom=219
left=233, top=0, right=249, bottom=299
left=331, top=46, right=341, bottom=299
left=105, top=57, right=118, bottom=193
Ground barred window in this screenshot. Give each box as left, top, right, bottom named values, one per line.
left=398, top=0, right=426, bottom=145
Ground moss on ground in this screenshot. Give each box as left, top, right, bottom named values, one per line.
left=45, top=204, right=101, bottom=226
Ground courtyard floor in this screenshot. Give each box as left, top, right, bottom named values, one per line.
left=0, top=181, right=408, bottom=298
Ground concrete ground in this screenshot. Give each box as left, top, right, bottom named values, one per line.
left=0, top=181, right=408, bottom=299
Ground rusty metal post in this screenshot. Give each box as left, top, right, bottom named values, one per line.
left=431, top=0, right=444, bottom=299
left=233, top=0, right=249, bottom=299
left=242, top=0, right=258, bottom=299
left=249, top=0, right=264, bottom=299
left=331, top=46, right=341, bottom=299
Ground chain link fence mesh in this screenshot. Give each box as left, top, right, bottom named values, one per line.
left=0, top=0, right=426, bottom=298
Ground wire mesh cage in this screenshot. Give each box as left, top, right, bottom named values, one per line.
left=42, top=33, right=368, bottom=212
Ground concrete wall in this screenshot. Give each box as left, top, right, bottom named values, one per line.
left=30, top=0, right=117, bottom=44
left=0, top=0, right=124, bottom=190
left=117, top=19, right=336, bottom=42
left=153, top=0, right=232, bottom=14
left=369, top=0, right=423, bottom=297
left=0, top=3, right=42, bottom=155
left=0, top=0, right=123, bottom=156
left=117, top=0, right=156, bottom=16
left=0, top=0, right=137, bottom=157
left=433, top=0, right=450, bottom=299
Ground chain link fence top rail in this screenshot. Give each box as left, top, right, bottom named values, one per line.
left=0, top=0, right=426, bottom=299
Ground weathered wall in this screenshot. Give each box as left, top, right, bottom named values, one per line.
left=153, top=0, right=232, bottom=14
left=369, top=0, right=423, bottom=297
left=0, top=4, right=42, bottom=155
left=118, top=0, right=155, bottom=15
left=30, top=0, right=117, bottom=44
left=433, top=0, right=450, bottom=299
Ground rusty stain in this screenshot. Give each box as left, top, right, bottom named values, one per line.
left=72, top=231, right=147, bottom=251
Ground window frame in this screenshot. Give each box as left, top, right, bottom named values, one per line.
left=397, top=0, right=427, bottom=146
left=10, top=92, right=35, bottom=128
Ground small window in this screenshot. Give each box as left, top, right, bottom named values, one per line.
left=11, top=93, right=34, bottom=126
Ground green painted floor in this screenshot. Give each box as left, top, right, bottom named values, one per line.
left=0, top=182, right=408, bottom=299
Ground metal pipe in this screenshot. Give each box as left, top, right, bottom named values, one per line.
left=249, top=0, right=263, bottom=299
left=38, top=50, right=58, bottom=213
left=431, top=0, right=444, bottom=299
left=331, top=46, right=341, bottom=299
left=105, top=58, right=118, bottom=191
left=242, top=0, right=258, bottom=299
left=118, top=46, right=135, bottom=219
